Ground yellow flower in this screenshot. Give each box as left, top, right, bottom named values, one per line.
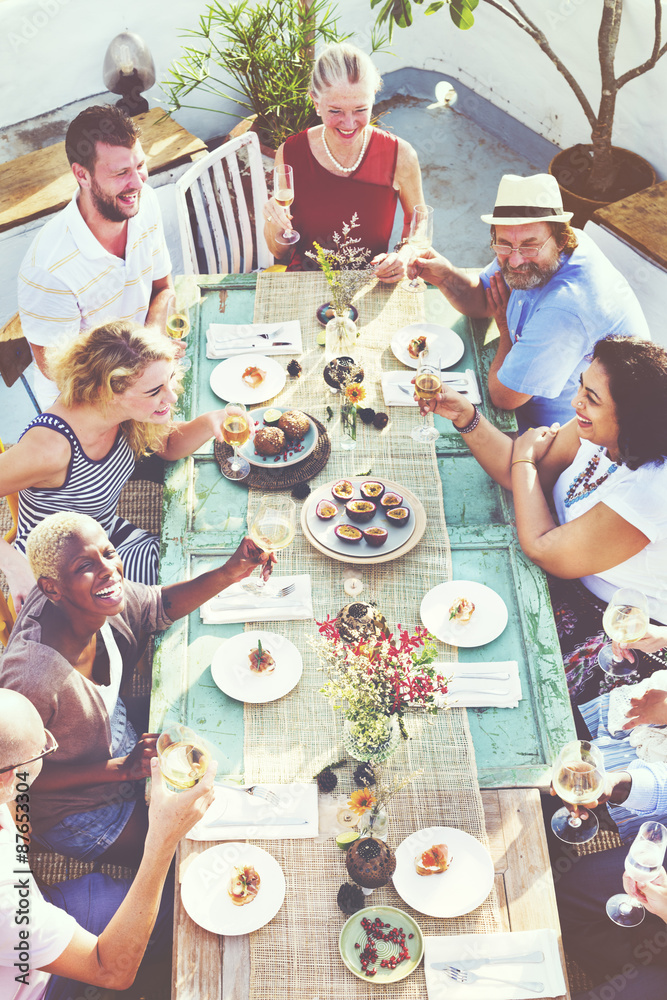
left=345, top=382, right=366, bottom=404
left=348, top=787, right=376, bottom=815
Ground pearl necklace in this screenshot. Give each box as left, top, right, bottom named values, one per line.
left=563, top=448, right=618, bottom=508
left=321, top=125, right=369, bottom=174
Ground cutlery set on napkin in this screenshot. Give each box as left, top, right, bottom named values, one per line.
left=206, top=321, right=302, bottom=358
left=444, top=662, right=523, bottom=708
left=200, top=575, right=313, bottom=624
left=188, top=781, right=319, bottom=840
left=381, top=369, right=482, bottom=407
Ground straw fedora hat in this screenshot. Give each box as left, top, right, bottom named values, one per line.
left=481, top=174, right=573, bottom=226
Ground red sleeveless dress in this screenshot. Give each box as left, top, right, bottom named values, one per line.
left=282, top=127, right=400, bottom=271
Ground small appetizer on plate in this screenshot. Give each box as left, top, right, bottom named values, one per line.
left=241, top=365, right=266, bottom=389
left=415, top=844, right=451, bottom=876
left=228, top=865, right=261, bottom=906
left=449, top=597, right=475, bottom=624
left=248, top=640, right=275, bottom=674
left=407, top=334, right=427, bottom=359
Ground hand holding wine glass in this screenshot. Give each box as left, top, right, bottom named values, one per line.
left=272, top=164, right=300, bottom=246
left=401, top=205, right=434, bottom=292
left=243, top=496, right=297, bottom=597
left=411, top=352, right=441, bottom=444
left=598, top=588, right=650, bottom=678
left=550, top=740, right=606, bottom=844
left=220, top=403, right=253, bottom=481
left=165, top=294, right=191, bottom=371
left=607, top=821, right=667, bottom=926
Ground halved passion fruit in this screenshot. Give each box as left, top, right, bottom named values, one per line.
left=332, top=479, right=355, bottom=501
left=316, top=500, right=338, bottom=521
left=380, top=491, right=403, bottom=509
left=386, top=506, right=411, bottom=526
left=334, top=524, right=363, bottom=543
left=362, top=526, right=389, bottom=547
left=360, top=480, right=385, bottom=501
left=346, top=499, right=376, bottom=524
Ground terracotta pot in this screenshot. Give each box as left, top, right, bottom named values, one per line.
left=549, top=145, right=656, bottom=228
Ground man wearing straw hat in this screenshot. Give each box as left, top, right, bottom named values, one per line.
left=409, top=174, right=649, bottom=431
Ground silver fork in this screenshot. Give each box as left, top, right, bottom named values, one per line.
left=242, top=582, right=296, bottom=599
left=445, top=967, right=544, bottom=992
left=217, top=325, right=284, bottom=346
left=214, top=782, right=280, bottom=806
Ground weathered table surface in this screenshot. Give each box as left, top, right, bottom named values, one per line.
left=172, top=788, right=569, bottom=1000
left=592, top=179, right=667, bottom=271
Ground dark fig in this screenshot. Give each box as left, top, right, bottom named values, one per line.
left=362, top=526, right=389, bottom=547
left=334, top=524, right=363, bottom=543
left=380, top=491, right=403, bottom=509
left=316, top=500, right=338, bottom=521
left=345, top=499, right=376, bottom=524
left=360, top=480, right=384, bottom=501
left=332, top=479, right=355, bottom=501
left=386, top=506, right=411, bottom=526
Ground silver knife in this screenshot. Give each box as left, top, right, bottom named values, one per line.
left=450, top=687, right=510, bottom=697
left=431, top=951, right=544, bottom=970
left=207, top=816, right=309, bottom=827
left=451, top=672, right=510, bottom=682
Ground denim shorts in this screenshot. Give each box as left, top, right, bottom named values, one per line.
left=33, top=795, right=137, bottom=862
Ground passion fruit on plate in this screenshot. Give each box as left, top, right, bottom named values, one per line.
left=362, top=526, right=389, bottom=547
left=316, top=500, right=338, bottom=521
left=380, top=491, right=403, bottom=509
left=332, top=479, right=355, bottom=501
left=385, top=506, right=411, bottom=527
left=335, top=524, right=363, bottom=543
left=360, top=480, right=384, bottom=501
left=345, top=499, right=376, bottom=524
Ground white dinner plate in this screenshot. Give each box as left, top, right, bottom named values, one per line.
left=420, top=580, right=508, bottom=647
left=210, top=631, right=303, bottom=703
left=393, top=826, right=494, bottom=917
left=242, top=406, right=318, bottom=468
left=391, top=323, right=465, bottom=370
left=209, top=354, right=286, bottom=404
left=181, top=843, right=286, bottom=935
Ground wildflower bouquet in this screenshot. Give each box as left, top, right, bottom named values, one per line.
left=348, top=767, right=424, bottom=837
left=306, top=214, right=374, bottom=315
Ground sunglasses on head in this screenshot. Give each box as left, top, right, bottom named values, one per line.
left=0, top=729, right=59, bottom=775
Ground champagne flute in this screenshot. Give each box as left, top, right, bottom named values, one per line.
left=551, top=740, right=606, bottom=844
left=401, top=205, right=434, bottom=292
left=598, top=588, right=650, bottom=678
left=243, top=496, right=297, bottom=597
left=165, top=294, right=191, bottom=371
left=157, top=724, right=211, bottom=793
left=273, top=163, right=300, bottom=245
left=220, top=403, right=252, bottom=481
left=607, top=821, right=667, bottom=926
left=411, top=352, right=441, bottom=444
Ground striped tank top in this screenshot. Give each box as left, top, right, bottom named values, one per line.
left=16, top=413, right=136, bottom=554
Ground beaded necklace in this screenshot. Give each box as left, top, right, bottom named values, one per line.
left=321, top=125, right=369, bottom=174
left=563, top=448, right=618, bottom=508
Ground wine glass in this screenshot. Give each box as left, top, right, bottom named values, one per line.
left=401, top=205, right=434, bottom=292
left=598, top=588, right=650, bottom=678
left=157, top=724, right=211, bottom=793
left=411, top=352, right=441, bottom=444
left=273, top=164, right=300, bottom=245
left=220, top=403, right=252, bottom=481
left=165, top=295, right=191, bottom=371
left=607, top=821, right=667, bottom=926
left=243, top=496, right=297, bottom=596
left=551, top=740, right=606, bottom=844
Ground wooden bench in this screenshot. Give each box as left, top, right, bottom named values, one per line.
left=592, top=179, right=667, bottom=270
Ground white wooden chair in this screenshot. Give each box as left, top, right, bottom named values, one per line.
left=175, top=132, right=273, bottom=275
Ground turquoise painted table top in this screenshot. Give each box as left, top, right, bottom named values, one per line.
left=150, top=274, right=575, bottom=788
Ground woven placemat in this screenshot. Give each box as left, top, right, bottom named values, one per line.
left=213, top=413, right=331, bottom=490
left=116, top=481, right=164, bottom=536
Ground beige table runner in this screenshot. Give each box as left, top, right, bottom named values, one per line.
left=242, top=273, right=501, bottom=999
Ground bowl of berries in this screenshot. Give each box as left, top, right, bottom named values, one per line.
left=338, top=904, right=424, bottom=983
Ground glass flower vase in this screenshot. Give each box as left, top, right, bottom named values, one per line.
left=325, top=311, right=357, bottom=363
left=358, top=806, right=389, bottom=841
left=339, top=399, right=357, bottom=451
left=343, top=715, right=401, bottom=764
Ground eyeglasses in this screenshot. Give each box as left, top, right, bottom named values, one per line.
left=491, top=235, right=553, bottom=258
left=0, top=729, right=59, bottom=775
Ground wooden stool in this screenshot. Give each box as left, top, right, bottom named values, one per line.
left=0, top=312, right=40, bottom=414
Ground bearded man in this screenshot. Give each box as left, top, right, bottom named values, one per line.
left=18, top=105, right=174, bottom=408
left=409, top=174, right=649, bottom=431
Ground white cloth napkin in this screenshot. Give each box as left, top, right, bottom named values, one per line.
left=381, top=369, right=482, bottom=407
left=188, top=782, right=319, bottom=841
left=608, top=669, right=667, bottom=735
left=424, top=928, right=566, bottom=1000
left=206, top=321, right=302, bottom=358
left=444, top=662, right=522, bottom=708
left=200, top=575, right=313, bottom=624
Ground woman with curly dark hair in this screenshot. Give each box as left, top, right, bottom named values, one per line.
left=416, top=335, right=667, bottom=704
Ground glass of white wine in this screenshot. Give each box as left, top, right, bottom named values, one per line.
left=220, top=403, right=252, bottom=481
left=165, top=294, right=191, bottom=371
left=157, top=724, right=211, bottom=793
left=273, top=163, right=300, bottom=246
left=551, top=739, right=606, bottom=844
left=607, top=821, right=667, bottom=926
left=401, top=205, right=434, bottom=292
left=598, top=587, right=650, bottom=678
left=244, top=496, right=297, bottom=597
left=411, top=352, right=441, bottom=444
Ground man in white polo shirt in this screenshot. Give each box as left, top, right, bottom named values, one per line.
left=18, top=105, right=173, bottom=408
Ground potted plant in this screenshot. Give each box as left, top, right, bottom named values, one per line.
left=371, top=0, right=664, bottom=221
left=162, top=0, right=350, bottom=152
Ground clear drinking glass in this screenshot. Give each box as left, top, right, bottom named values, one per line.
left=551, top=740, right=606, bottom=844
left=243, top=496, right=297, bottom=596
left=401, top=205, right=434, bottom=292
left=598, top=588, right=649, bottom=678
left=607, top=821, right=667, bottom=926
left=220, top=403, right=252, bottom=481
left=411, top=353, right=441, bottom=444
left=273, top=163, right=300, bottom=245
left=165, top=294, right=191, bottom=371
left=157, top=724, right=210, bottom=792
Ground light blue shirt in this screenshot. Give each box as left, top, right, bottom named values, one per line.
left=479, top=230, right=650, bottom=431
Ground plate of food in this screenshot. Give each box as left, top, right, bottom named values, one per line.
left=210, top=631, right=303, bottom=703
left=391, top=323, right=465, bottom=370
left=242, top=406, right=318, bottom=468
left=301, top=477, right=424, bottom=563
left=393, top=826, right=494, bottom=918
left=209, top=353, right=286, bottom=404
left=181, top=842, right=286, bottom=935
left=339, top=905, right=424, bottom=983
left=420, top=580, right=508, bottom=647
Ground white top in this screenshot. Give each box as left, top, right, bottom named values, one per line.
left=18, top=183, right=171, bottom=407
left=95, top=623, right=123, bottom=717
left=553, top=440, right=667, bottom=623
left=0, top=803, right=76, bottom=1000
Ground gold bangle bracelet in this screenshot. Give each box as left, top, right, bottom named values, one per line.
left=511, top=459, right=537, bottom=468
